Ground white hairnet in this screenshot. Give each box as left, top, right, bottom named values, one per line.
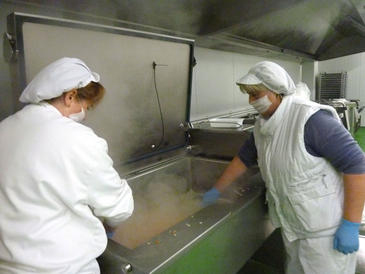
left=19, top=57, right=100, bottom=103
left=236, top=61, right=296, bottom=95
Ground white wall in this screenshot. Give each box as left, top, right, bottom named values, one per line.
left=318, top=52, right=365, bottom=125
left=302, top=61, right=318, bottom=100
left=190, top=47, right=302, bottom=121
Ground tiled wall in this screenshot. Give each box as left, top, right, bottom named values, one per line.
left=190, top=47, right=302, bottom=121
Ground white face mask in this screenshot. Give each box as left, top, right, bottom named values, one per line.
left=68, top=107, right=86, bottom=122
left=250, top=95, right=272, bottom=114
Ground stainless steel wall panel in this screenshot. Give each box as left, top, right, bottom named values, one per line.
left=8, top=13, right=194, bottom=165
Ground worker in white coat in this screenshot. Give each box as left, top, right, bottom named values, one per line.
left=203, top=61, right=365, bottom=273
left=0, top=57, right=134, bottom=274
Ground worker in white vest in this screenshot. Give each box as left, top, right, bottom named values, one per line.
left=0, top=57, right=134, bottom=274
left=203, top=61, right=365, bottom=274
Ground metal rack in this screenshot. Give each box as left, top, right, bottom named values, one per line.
left=317, top=72, right=347, bottom=100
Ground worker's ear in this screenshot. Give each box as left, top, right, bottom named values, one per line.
left=63, top=89, right=78, bottom=107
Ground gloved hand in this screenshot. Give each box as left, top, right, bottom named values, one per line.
left=104, top=223, right=115, bottom=239
left=106, top=231, right=115, bottom=239
left=202, top=187, right=220, bottom=206
left=333, top=218, right=360, bottom=254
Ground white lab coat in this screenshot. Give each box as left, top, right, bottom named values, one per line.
left=0, top=103, right=134, bottom=274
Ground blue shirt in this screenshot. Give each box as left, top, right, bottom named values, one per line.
left=238, top=110, right=365, bottom=174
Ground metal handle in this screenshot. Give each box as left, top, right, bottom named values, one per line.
left=179, top=121, right=191, bottom=131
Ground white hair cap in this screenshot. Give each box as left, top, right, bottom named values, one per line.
left=19, top=57, right=100, bottom=103
left=236, top=61, right=296, bottom=95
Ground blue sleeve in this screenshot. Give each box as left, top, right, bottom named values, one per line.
left=304, top=110, right=365, bottom=174
left=238, top=133, right=258, bottom=167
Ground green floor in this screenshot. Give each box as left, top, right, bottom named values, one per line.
left=355, top=127, right=365, bottom=151
left=237, top=229, right=285, bottom=274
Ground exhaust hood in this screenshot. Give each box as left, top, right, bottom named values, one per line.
left=5, top=0, right=365, bottom=60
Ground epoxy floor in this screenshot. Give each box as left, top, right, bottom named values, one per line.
left=237, top=229, right=285, bottom=274
left=355, top=127, right=365, bottom=151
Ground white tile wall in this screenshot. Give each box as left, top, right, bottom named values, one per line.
left=301, top=61, right=317, bottom=100
left=190, top=47, right=302, bottom=121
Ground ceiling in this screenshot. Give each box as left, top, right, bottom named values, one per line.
left=6, top=0, right=365, bottom=61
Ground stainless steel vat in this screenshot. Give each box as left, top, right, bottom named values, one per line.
left=99, top=155, right=273, bottom=274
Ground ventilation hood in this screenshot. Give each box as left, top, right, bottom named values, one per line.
left=6, top=0, right=365, bottom=61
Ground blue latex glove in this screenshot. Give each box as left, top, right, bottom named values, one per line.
left=202, top=187, right=220, bottom=206
left=333, top=218, right=360, bottom=254
left=106, top=231, right=115, bottom=239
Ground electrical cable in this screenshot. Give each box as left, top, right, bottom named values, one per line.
left=152, top=61, right=165, bottom=149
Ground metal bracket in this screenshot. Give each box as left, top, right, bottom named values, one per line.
left=3, top=32, right=18, bottom=62
left=179, top=121, right=191, bottom=131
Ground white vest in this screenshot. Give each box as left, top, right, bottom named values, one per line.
left=254, top=95, right=344, bottom=241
